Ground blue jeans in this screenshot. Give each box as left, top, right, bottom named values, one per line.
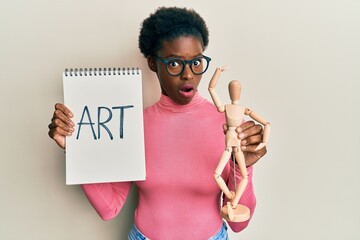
left=128, top=221, right=229, bottom=240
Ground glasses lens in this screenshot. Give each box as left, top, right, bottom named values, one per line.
left=191, top=57, right=209, bottom=75
left=166, top=59, right=184, bottom=76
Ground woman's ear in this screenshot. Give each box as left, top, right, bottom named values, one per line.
left=147, top=56, right=157, bottom=73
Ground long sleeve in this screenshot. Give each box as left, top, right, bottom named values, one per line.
left=224, top=165, right=256, bottom=232
left=81, top=181, right=132, bottom=221
left=78, top=94, right=258, bottom=239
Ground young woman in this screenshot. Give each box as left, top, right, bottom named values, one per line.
left=48, top=7, right=267, bottom=240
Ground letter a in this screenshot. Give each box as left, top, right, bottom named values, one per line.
left=76, top=106, right=97, bottom=140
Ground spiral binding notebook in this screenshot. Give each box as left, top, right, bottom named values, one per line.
left=63, top=67, right=145, bottom=185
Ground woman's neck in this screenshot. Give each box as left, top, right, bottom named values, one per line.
left=158, top=92, right=205, bottom=113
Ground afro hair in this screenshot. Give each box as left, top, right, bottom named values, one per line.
left=138, top=7, right=209, bottom=58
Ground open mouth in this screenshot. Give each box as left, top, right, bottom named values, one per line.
left=180, top=85, right=194, bottom=92
left=179, top=84, right=195, bottom=98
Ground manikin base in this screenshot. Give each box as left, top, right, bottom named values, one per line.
left=221, top=203, right=250, bottom=222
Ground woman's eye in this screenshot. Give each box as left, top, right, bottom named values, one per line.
left=168, top=61, right=180, bottom=68
left=193, top=59, right=201, bottom=67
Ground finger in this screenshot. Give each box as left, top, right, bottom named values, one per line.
left=241, top=134, right=263, bottom=146
left=238, top=124, right=263, bottom=139
left=48, top=118, right=74, bottom=134
left=222, top=124, right=228, bottom=134
left=55, top=103, right=74, bottom=118
left=242, top=144, right=267, bottom=156
left=48, top=125, right=73, bottom=140
left=52, top=109, right=75, bottom=128
left=237, top=121, right=255, bottom=133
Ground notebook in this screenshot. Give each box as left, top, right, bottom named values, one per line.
left=63, top=67, right=145, bottom=185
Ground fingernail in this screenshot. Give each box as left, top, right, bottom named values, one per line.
left=241, top=139, right=247, bottom=145
left=241, top=146, right=246, bottom=150
left=67, top=111, right=74, bottom=118
left=239, top=133, right=245, bottom=139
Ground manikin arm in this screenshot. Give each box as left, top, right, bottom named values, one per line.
left=208, top=67, right=228, bottom=112
left=245, top=108, right=271, bottom=150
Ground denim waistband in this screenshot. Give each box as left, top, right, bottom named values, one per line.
left=128, top=221, right=229, bottom=240
left=128, top=224, right=147, bottom=240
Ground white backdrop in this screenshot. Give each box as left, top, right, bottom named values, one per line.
left=1, top=0, right=359, bottom=239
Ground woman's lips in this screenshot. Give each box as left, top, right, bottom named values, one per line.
left=179, top=84, right=194, bottom=98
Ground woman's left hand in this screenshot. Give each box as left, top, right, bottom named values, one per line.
left=237, top=121, right=267, bottom=167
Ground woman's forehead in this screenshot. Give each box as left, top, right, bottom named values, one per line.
left=158, top=36, right=204, bottom=59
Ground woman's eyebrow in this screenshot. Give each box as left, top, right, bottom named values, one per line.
left=163, top=53, right=203, bottom=59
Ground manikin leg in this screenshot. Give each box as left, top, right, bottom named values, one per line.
left=227, top=202, right=234, bottom=221
left=214, top=147, right=250, bottom=222
left=214, top=148, right=234, bottom=199
left=231, top=147, right=248, bottom=207
left=218, top=147, right=250, bottom=222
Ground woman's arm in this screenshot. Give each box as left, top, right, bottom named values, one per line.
left=81, top=181, right=133, bottom=221
left=48, top=104, right=133, bottom=220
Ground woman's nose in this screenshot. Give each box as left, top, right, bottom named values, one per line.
left=181, top=63, right=194, bottom=80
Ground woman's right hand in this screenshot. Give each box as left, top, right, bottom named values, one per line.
left=48, top=103, right=75, bottom=149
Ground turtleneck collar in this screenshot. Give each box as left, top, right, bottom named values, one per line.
left=157, top=92, right=207, bottom=113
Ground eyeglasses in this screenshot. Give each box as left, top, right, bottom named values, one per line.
left=153, top=55, right=211, bottom=76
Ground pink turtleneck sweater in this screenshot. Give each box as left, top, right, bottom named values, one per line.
left=81, top=93, right=256, bottom=239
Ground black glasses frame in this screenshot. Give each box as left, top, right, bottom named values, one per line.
left=153, top=55, right=211, bottom=76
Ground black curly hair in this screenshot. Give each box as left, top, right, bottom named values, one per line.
left=139, top=7, right=209, bottom=58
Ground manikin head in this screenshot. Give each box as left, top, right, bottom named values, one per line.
left=228, top=80, right=241, bottom=104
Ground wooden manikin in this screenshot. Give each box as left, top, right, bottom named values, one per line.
left=208, top=67, right=271, bottom=222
